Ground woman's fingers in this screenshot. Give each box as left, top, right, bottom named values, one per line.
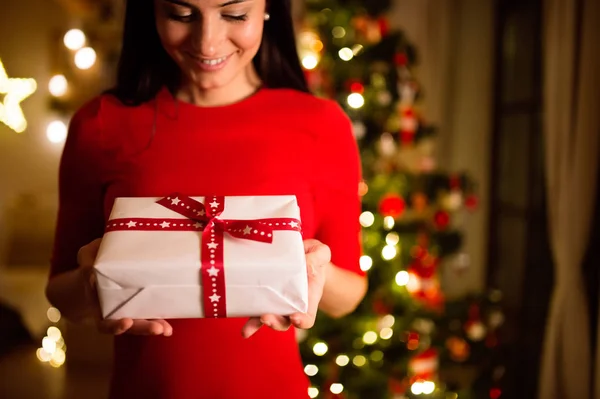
left=97, top=318, right=173, bottom=336
left=241, top=317, right=264, bottom=338
left=241, top=315, right=291, bottom=338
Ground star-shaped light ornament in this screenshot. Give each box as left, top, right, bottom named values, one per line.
left=0, top=59, right=37, bottom=133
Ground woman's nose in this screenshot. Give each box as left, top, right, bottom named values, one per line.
left=191, top=16, right=223, bottom=58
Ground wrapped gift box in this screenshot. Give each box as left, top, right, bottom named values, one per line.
left=93, top=194, right=308, bottom=320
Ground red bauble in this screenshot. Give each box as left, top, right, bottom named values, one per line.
left=350, top=82, right=365, bottom=93
left=449, top=175, right=461, bottom=190
left=465, top=194, right=479, bottom=210
left=408, top=348, right=439, bottom=381
left=490, top=388, right=502, bottom=399
left=434, top=211, right=450, bottom=229
left=373, top=299, right=392, bottom=315
left=379, top=194, right=406, bottom=218
left=400, top=130, right=415, bottom=145
left=394, top=52, right=408, bottom=66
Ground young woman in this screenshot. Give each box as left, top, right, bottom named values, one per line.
left=45, top=0, right=367, bottom=397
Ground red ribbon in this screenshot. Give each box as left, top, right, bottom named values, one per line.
left=104, top=194, right=302, bottom=318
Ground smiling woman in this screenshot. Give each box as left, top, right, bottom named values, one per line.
left=111, top=0, right=309, bottom=106
left=45, top=0, right=367, bottom=398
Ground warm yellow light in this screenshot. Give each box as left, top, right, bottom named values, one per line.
left=47, top=307, right=61, bottom=323
left=381, top=314, right=395, bottom=327
left=395, top=271, right=409, bottom=286
left=64, top=29, right=86, bottom=50
left=308, top=387, right=319, bottom=398
left=360, top=255, right=373, bottom=271
left=304, top=364, right=318, bottom=376
left=48, top=75, right=67, bottom=97
left=411, top=381, right=424, bottom=395
left=380, top=327, right=393, bottom=340
left=347, top=93, right=364, bottom=109
left=383, top=216, right=395, bottom=230
left=42, top=337, right=56, bottom=354
left=385, top=232, right=400, bottom=245
left=47, top=326, right=62, bottom=342
left=381, top=245, right=397, bottom=260
left=422, top=381, right=435, bottom=394
left=338, top=47, right=354, bottom=61
left=359, top=211, right=375, bottom=227
left=330, top=383, right=344, bottom=394
left=370, top=350, right=384, bottom=362
left=36, top=348, right=51, bottom=362
left=352, top=44, right=364, bottom=56
left=301, top=55, right=319, bottom=70
left=0, top=59, right=37, bottom=133
left=51, top=348, right=66, bottom=365
left=75, top=47, right=96, bottom=70
left=353, top=355, right=367, bottom=367
left=313, top=342, right=328, bottom=356
left=336, top=354, right=350, bottom=366
left=363, top=331, right=378, bottom=345
left=332, top=26, right=346, bottom=38
left=46, top=120, right=67, bottom=143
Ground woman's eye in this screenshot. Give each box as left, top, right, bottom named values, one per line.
left=223, top=14, right=248, bottom=22
left=168, top=13, right=194, bottom=23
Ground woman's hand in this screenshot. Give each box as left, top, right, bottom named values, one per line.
left=241, top=239, right=329, bottom=338
left=78, top=238, right=173, bottom=336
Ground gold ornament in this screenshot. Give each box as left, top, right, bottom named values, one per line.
left=0, top=59, right=37, bottom=133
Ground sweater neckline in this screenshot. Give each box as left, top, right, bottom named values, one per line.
left=155, top=85, right=268, bottom=115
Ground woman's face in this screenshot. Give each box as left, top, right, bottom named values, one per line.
left=154, top=0, right=266, bottom=94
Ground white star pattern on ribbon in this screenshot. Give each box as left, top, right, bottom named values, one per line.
left=209, top=293, right=221, bottom=302
left=170, top=197, right=181, bottom=206
left=126, top=221, right=137, bottom=228
left=196, top=209, right=205, bottom=216
left=243, top=225, right=252, bottom=235
left=160, top=221, right=171, bottom=228
left=207, top=242, right=219, bottom=249
left=193, top=222, right=203, bottom=229
left=289, top=221, right=299, bottom=228
left=207, top=266, right=219, bottom=276
left=209, top=200, right=220, bottom=208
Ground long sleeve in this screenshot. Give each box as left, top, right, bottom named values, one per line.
left=313, top=100, right=365, bottom=276
left=49, top=98, right=107, bottom=278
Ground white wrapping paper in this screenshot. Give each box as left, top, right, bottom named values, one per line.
left=93, top=195, right=309, bottom=320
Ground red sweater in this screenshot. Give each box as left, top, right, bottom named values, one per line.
left=50, top=86, right=363, bottom=399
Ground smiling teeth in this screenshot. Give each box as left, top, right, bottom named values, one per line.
left=202, top=57, right=227, bottom=65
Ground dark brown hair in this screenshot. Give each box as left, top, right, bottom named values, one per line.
left=108, top=0, right=309, bottom=105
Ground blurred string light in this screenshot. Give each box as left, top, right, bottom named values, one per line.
left=75, top=47, right=97, bottom=70
left=359, top=255, right=373, bottom=271
left=330, top=383, right=344, bottom=394
left=336, top=354, right=350, bottom=366
left=63, top=29, right=86, bottom=50
left=347, top=92, right=364, bottom=109
left=332, top=26, right=346, bottom=38
left=48, top=74, right=68, bottom=97
left=313, top=342, right=328, bottom=356
left=308, top=387, right=319, bottom=398
left=411, top=380, right=436, bottom=395
left=46, top=120, right=67, bottom=143
left=395, top=270, right=409, bottom=286
left=298, top=31, right=322, bottom=70
left=339, top=47, right=354, bottom=61
left=37, top=307, right=66, bottom=368
left=0, top=59, right=37, bottom=133
left=359, top=211, right=374, bottom=227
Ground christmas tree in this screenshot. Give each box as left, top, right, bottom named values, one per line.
left=296, top=2, right=505, bottom=398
